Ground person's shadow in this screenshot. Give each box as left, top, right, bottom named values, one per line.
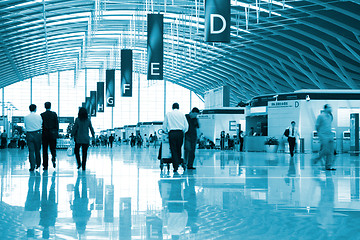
left=70, top=173, right=93, bottom=237
left=158, top=176, right=188, bottom=240
left=40, top=171, right=58, bottom=239
left=316, top=171, right=335, bottom=237
left=23, top=172, right=41, bottom=238
left=184, top=171, right=198, bottom=234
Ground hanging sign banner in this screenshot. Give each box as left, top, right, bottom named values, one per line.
left=97, top=82, right=105, bottom=112
left=121, top=49, right=133, bottom=97
left=90, top=91, right=97, bottom=117
left=147, top=14, right=163, bottom=80
left=85, top=97, right=91, bottom=115
left=205, top=0, right=231, bottom=42
left=106, top=69, right=115, bottom=107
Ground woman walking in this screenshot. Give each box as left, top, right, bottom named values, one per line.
left=72, top=108, right=95, bottom=171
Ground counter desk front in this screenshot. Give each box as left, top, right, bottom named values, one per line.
left=245, top=136, right=267, bottom=152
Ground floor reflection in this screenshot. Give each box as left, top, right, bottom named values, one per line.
left=1, top=146, right=360, bottom=239
left=71, top=173, right=92, bottom=237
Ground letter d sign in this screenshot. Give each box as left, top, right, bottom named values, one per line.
left=205, top=0, right=230, bottom=43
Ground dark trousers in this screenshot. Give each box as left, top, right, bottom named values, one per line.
left=27, top=131, right=42, bottom=170
left=239, top=138, right=244, bottom=152
left=169, top=130, right=184, bottom=172
left=42, top=133, right=57, bottom=169
left=185, top=138, right=196, bottom=168
left=1, top=137, right=7, bottom=149
left=109, top=141, right=113, bottom=148
left=75, top=143, right=89, bottom=170
left=220, top=137, right=225, bottom=150
left=288, top=137, right=296, bottom=157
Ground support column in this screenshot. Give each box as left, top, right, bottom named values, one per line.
left=58, top=71, right=60, bottom=116
left=30, top=78, right=33, bottom=104
left=2, top=88, right=4, bottom=132
left=190, top=90, right=192, bottom=111
left=137, top=72, right=140, bottom=123
left=111, top=107, right=114, bottom=129
left=85, top=68, right=87, bottom=97
left=164, top=79, right=166, bottom=118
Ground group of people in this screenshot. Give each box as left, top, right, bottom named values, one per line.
left=129, top=132, right=158, bottom=148
left=24, top=102, right=95, bottom=172
left=95, top=134, right=115, bottom=148
left=163, top=103, right=200, bottom=173
left=24, top=102, right=59, bottom=172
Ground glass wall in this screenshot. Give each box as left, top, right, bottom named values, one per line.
left=2, top=69, right=204, bottom=133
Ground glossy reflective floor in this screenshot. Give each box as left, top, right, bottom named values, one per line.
left=1, top=146, right=360, bottom=239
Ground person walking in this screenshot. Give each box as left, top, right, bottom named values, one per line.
left=24, top=104, right=43, bottom=172
left=163, top=103, right=189, bottom=173
left=41, top=102, right=59, bottom=171
left=239, top=130, right=245, bottom=152
left=109, top=134, right=115, bottom=148
left=130, top=133, right=136, bottom=147
left=136, top=133, right=143, bottom=148
left=71, top=107, right=95, bottom=171
left=284, top=121, right=300, bottom=157
left=314, top=104, right=336, bottom=170
left=1, top=130, right=7, bottom=149
left=220, top=131, right=225, bottom=150
left=185, top=107, right=200, bottom=170
left=153, top=132, right=158, bottom=148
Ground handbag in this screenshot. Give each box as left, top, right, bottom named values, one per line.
left=67, top=140, right=75, bottom=156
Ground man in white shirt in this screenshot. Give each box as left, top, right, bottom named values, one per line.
left=163, top=103, right=189, bottom=173
left=285, top=121, right=300, bottom=157
left=24, top=104, right=43, bottom=172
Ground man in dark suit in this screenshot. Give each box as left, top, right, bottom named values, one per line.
left=41, top=102, right=59, bottom=170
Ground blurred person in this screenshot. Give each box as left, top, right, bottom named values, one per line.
left=153, top=132, right=158, bottom=148
left=130, top=133, right=136, bottom=147
left=109, top=134, right=115, bottom=148
left=163, top=103, right=189, bottom=173
left=19, top=132, right=26, bottom=149
left=220, top=131, right=225, bottom=150
left=41, top=102, right=59, bottom=171
left=144, top=134, right=149, bottom=148
left=71, top=107, right=95, bottom=171
left=314, top=104, right=335, bottom=171
left=0, top=130, right=7, bottom=149
left=24, top=104, right=43, bottom=171
left=239, top=130, right=245, bottom=152
left=136, top=133, right=143, bottom=148
left=185, top=107, right=200, bottom=170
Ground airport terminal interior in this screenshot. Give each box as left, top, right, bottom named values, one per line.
left=0, top=0, right=360, bottom=239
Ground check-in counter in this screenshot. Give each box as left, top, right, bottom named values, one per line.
left=342, top=131, right=350, bottom=153
left=245, top=136, right=267, bottom=152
